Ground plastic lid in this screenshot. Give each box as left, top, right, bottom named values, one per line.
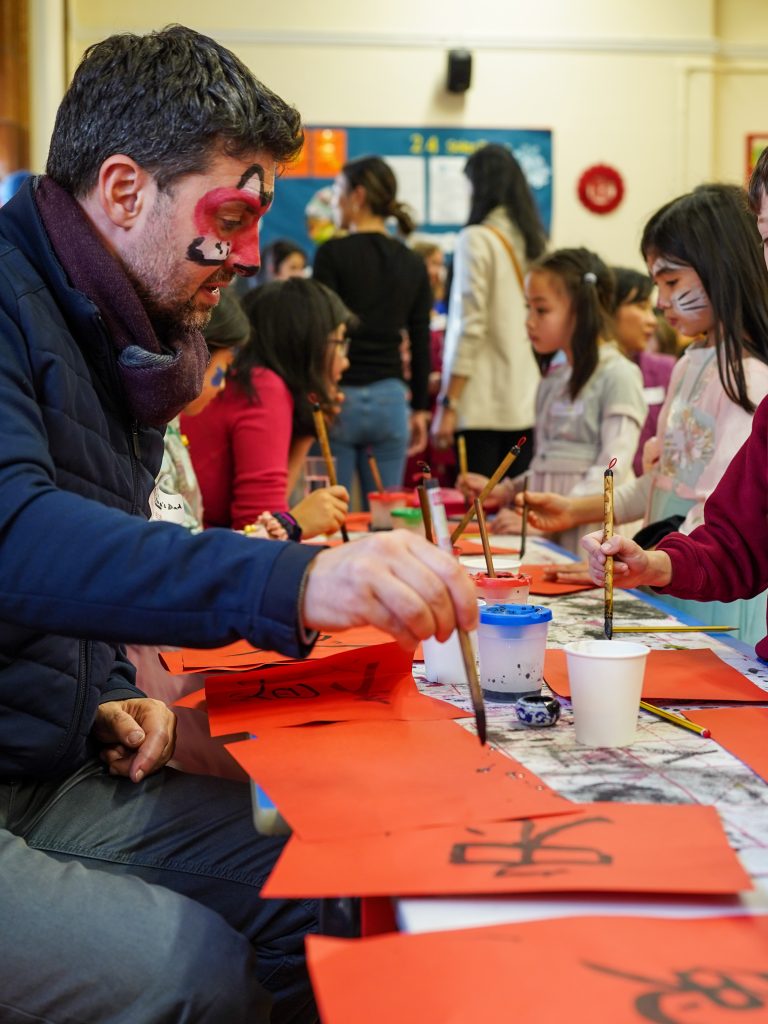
left=367, top=491, right=410, bottom=502
left=391, top=507, right=422, bottom=522
left=479, top=603, right=553, bottom=626
left=472, top=572, right=531, bottom=589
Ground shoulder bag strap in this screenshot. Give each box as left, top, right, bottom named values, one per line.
left=483, top=224, right=525, bottom=292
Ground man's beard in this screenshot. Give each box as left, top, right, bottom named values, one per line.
left=138, top=281, right=211, bottom=335
left=118, top=193, right=226, bottom=335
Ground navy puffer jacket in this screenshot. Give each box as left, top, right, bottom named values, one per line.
left=0, top=179, right=319, bottom=780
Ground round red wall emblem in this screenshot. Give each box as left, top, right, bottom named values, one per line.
left=577, top=164, right=624, bottom=214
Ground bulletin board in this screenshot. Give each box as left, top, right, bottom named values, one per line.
left=265, top=125, right=553, bottom=257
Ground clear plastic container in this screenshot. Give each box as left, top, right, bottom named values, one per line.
left=368, top=491, right=410, bottom=530
left=472, top=571, right=531, bottom=605
left=477, top=604, right=552, bottom=701
left=421, top=629, right=479, bottom=686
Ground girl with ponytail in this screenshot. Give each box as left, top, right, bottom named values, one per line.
left=461, top=247, right=647, bottom=553
left=313, top=155, right=432, bottom=502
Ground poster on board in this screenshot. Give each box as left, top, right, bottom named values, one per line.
left=265, top=125, right=553, bottom=258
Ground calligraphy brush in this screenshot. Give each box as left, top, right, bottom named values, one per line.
left=457, top=434, right=468, bottom=478
left=474, top=498, right=496, bottom=577
left=367, top=447, right=385, bottom=494
left=450, top=436, right=527, bottom=545
left=519, top=473, right=529, bottom=560
left=311, top=402, right=350, bottom=543
left=425, top=478, right=486, bottom=745
left=416, top=461, right=434, bottom=543
left=603, top=458, right=616, bottom=640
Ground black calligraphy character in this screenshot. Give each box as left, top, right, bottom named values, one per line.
left=450, top=816, right=613, bottom=877
left=585, top=961, right=768, bottom=1024
left=231, top=680, right=321, bottom=702
left=330, top=663, right=389, bottom=704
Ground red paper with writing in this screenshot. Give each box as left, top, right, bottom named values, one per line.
left=307, top=915, right=768, bottom=1024
left=159, top=624, right=397, bottom=674
left=202, top=644, right=470, bottom=735
left=263, top=802, right=749, bottom=898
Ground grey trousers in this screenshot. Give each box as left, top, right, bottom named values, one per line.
left=0, top=759, right=318, bottom=1023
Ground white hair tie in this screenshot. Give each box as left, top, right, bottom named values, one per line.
left=583, top=272, right=597, bottom=285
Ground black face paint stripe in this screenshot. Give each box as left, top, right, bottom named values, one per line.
left=236, top=164, right=264, bottom=191
left=187, top=237, right=226, bottom=266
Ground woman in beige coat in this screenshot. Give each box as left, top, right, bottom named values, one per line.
left=432, top=144, right=546, bottom=477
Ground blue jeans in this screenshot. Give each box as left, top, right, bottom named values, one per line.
left=330, top=379, right=410, bottom=507
left=0, top=759, right=318, bottom=1023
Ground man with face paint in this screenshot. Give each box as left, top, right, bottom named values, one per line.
left=0, top=25, right=476, bottom=1024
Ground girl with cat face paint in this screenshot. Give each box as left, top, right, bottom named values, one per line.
left=516, top=184, right=768, bottom=648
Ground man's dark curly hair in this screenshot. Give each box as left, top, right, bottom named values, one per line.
left=46, top=24, right=304, bottom=196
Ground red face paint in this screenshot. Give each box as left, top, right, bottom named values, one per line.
left=187, top=164, right=274, bottom=276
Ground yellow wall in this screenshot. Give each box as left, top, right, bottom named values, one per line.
left=28, top=0, right=768, bottom=268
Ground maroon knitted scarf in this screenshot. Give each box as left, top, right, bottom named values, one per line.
left=35, top=176, right=208, bottom=427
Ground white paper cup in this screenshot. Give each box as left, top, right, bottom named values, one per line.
left=421, top=630, right=478, bottom=686
left=565, top=639, right=649, bottom=747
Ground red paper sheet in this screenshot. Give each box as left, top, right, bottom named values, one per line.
left=544, top=647, right=768, bottom=701
left=454, top=538, right=518, bottom=556
left=158, top=625, right=396, bottom=675
left=203, top=644, right=470, bottom=735
left=344, top=511, right=372, bottom=531
left=521, top=563, right=598, bottom=596
left=307, top=915, right=768, bottom=1024
left=683, top=707, right=768, bottom=783
left=263, top=802, right=750, bottom=898
left=226, top=719, right=568, bottom=840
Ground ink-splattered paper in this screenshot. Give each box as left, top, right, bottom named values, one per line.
left=263, top=803, right=750, bottom=898
left=545, top=647, right=768, bottom=701
left=226, top=719, right=569, bottom=841
left=307, top=915, right=768, bottom=1024
left=201, top=644, right=471, bottom=735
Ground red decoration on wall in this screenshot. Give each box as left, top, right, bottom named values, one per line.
left=577, top=164, right=624, bottom=215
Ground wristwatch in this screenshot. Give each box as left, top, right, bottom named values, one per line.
left=440, top=394, right=458, bottom=412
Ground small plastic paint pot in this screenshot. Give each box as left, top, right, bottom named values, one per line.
left=368, top=491, right=410, bottom=530
left=472, top=571, right=531, bottom=605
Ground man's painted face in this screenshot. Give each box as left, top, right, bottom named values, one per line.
left=187, top=163, right=273, bottom=275
left=648, top=254, right=714, bottom=338
left=121, top=151, right=275, bottom=332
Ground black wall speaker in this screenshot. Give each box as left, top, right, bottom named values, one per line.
left=447, top=49, right=472, bottom=93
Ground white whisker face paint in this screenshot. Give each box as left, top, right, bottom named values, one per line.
left=647, top=253, right=715, bottom=338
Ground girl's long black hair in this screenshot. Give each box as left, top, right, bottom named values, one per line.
left=236, top=278, right=351, bottom=437
left=641, top=183, right=768, bottom=413
left=464, top=143, right=546, bottom=261
left=531, top=248, right=615, bottom=400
